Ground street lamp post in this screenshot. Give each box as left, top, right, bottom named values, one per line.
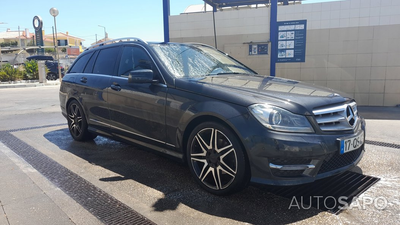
left=98, top=25, right=106, bottom=42
left=50, top=7, right=62, bottom=81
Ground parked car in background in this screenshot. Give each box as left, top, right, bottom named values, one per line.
left=59, top=38, right=365, bottom=195
left=26, top=55, right=54, bottom=61
left=44, top=60, right=65, bottom=80
left=26, top=55, right=65, bottom=80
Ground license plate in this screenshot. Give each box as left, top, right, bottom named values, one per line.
left=339, top=131, right=364, bottom=154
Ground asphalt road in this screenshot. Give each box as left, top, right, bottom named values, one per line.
left=0, top=86, right=399, bottom=225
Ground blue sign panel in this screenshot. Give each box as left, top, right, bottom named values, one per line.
left=276, top=20, right=307, bottom=63
left=249, top=44, right=268, bottom=55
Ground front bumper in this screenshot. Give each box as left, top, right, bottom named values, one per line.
left=228, top=114, right=366, bottom=186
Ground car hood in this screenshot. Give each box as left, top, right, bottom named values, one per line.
left=175, top=75, right=352, bottom=115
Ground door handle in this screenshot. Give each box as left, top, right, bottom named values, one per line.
left=80, top=77, right=87, bottom=83
left=111, top=83, right=121, bottom=91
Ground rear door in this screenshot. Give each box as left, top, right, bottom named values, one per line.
left=72, top=46, right=120, bottom=134
left=107, top=45, right=168, bottom=147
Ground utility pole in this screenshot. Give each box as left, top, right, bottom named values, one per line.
left=0, top=22, right=6, bottom=65
left=18, top=26, right=22, bottom=49
left=98, top=25, right=106, bottom=42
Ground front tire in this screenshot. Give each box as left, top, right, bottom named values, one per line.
left=187, top=122, right=249, bottom=195
left=67, top=100, right=97, bottom=141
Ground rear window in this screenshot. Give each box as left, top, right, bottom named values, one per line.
left=69, top=52, right=94, bottom=73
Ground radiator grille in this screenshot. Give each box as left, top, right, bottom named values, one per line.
left=313, top=102, right=359, bottom=132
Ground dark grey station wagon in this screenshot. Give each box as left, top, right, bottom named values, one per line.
left=59, top=37, right=365, bottom=195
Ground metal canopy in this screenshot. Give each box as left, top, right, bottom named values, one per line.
left=162, top=0, right=289, bottom=76
left=203, top=0, right=301, bottom=7
left=202, top=0, right=282, bottom=76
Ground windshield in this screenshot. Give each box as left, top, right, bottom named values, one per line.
left=149, top=43, right=255, bottom=79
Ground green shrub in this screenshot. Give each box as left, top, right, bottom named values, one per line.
left=24, top=60, right=39, bottom=80
left=0, top=63, right=23, bottom=81
left=45, top=48, right=55, bottom=53
left=17, top=65, right=27, bottom=80
left=0, top=41, right=18, bottom=47
left=0, top=70, right=8, bottom=82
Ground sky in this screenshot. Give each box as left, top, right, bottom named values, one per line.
left=0, top=0, right=341, bottom=47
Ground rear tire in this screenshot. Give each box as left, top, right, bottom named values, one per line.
left=186, top=121, right=249, bottom=195
left=67, top=100, right=97, bottom=141
left=46, top=73, right=57, bottom=80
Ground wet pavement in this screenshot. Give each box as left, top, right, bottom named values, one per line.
left=0, top=85, right=399, bottom=224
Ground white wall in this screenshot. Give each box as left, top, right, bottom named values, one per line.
left=170, top=0, right=400, bottom=106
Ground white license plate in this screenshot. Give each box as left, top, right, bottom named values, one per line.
left=339, top=131, right=364, bottom=154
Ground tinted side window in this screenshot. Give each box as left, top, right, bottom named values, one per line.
left=69, top=52, right=94, bottom=73
left=83, top=50, right=99, bottom=73
left=118, top=46, right=160, bottom=79
left=93, top=47, right=120, bottom=75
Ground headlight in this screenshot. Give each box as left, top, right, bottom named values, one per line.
left=249, top=104, right=314, bottom=133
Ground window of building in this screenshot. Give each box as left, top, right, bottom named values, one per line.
left=57, top=40, right=68, bottom=46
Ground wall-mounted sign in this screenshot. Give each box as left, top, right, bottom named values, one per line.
left=67, top=47, right=80, bottom=56
left=276, top=20, right=307, bottom=63
left=33, top=15, right=44, bottom=55
left=249, top=44, right=268, bottom=55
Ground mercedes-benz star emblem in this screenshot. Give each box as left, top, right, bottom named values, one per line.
left=346, top=105, right=356, bottom=126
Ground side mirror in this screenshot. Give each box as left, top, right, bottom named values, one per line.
left=128, top=69, right=154, bottom=83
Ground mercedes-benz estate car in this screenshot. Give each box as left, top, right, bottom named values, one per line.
left=59, top=37, right=365, bottom=195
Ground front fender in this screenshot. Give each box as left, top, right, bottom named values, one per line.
left=173, top=99, right=248, bottom=151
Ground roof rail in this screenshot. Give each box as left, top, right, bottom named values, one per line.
left=86, top=37, right=147, bottom=51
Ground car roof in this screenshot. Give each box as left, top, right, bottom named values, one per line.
left=85, top=37, right=213, bottom=53
left=26, top=55, right=54, bottom=61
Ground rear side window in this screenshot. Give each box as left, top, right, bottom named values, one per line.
left=83, top=51, right=99, bottom=73
left=69, top=52, right=93, bottom=73
left=93, top=47, right=120, bottom=75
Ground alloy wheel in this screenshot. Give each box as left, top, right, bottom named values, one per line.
left=190, top=128, right=238, bottom=190
left=68, top=103, right=83, bottom=138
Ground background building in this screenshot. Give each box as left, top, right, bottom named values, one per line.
left=0, top=28, right=34, bottom=47
left=44, top=31, right=84, bottom=56
left=0, top=29, right=84, bottom=64
left=169, top=0, right=400, bottom=106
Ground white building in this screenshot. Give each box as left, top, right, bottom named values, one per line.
left=169, top=0, right=400, bottom=106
